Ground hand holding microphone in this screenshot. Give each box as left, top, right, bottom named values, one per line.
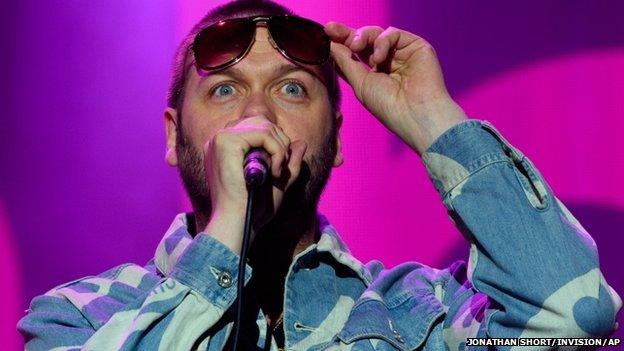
left=201, top=116, right=307, bottom=254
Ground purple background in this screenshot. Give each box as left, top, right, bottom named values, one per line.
left=2, top=1, right=623, bottom=348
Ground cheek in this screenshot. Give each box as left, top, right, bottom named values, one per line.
left=182, top=101, right=241, bottom=149
left=283, top=118, right=332, bottom=156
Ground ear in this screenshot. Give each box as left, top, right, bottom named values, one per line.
left=333, top=111, right=344, bottom=167
left=164, top=107, right=179, bottom=167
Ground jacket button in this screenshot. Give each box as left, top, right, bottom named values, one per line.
left=217, top=271, right=233, bottom=288
left=389, top=320, right=404, bottom=344
left=393, top=331, right=405, bottom=344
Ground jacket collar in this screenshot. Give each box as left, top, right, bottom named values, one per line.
left=312, top=214, right=373, bottom=285
left=152, top=213, right=440, bottom=350
left=154, top=213, right=194, bottom=276
left=154, top=212, right=372, bottom=285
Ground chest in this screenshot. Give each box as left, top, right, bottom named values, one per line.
left=218, top=261, right=446, bottom=350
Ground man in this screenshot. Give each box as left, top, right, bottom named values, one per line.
left=18, top=0, right=621, bottom=350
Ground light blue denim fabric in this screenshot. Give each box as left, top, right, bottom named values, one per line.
left=18, top=120, right=621, bottom=350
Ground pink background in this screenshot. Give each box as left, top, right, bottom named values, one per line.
left=2, top=0, right=622, bottom=348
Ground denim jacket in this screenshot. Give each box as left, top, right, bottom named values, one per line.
left=18, top=120, right=621, bottom=350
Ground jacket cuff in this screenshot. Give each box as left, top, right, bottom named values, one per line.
left=169, top=233, right=252, bottom=310
left=422, top=119, right=515, bottom=197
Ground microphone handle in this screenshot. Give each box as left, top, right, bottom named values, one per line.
left=243, top=148, right=270, bottom=187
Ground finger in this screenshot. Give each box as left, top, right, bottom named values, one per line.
left=273, top=125, right=291, bottom=156
left=329, top=41, right=369, bottom=97
left=238, top=116, right=290, bottom=166
left=267, top=124, right=288, bottom=161
left=235, top=128, right=288, bottom=178
left=284, top=140, right=307, bottom=188
left=324, top=21, right=358, bottom=47
left=350, top=26, right=384, bottom=53
left=372, top=27, right=418, bottom=65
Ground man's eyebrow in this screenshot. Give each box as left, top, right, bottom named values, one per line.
left=275, top=64, right=327, bottom=84
left=203, top=66, right=246, bottom=81
left=200, top=64, right=320, bottom=82
left=273, top=64, right=315, bottom=78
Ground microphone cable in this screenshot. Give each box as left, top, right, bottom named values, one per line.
left=231, top=185, right=254, bottom=351
left=232, top=147, right=269, bottom=350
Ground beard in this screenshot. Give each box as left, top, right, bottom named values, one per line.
left=175, top=119, right=338, bottom=237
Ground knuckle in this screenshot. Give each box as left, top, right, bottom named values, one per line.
left=260, top=121, right=276, bottom=132
left=358, top=26, right=383, bottom=38
left=373, top=34, right=386, bottom=45
left=379, top=27, right=399, bottom=41
left=206, top=133, right=225, bottom=155
left=212, top=130, right=229, bottom=146
left=422, top=42, right=437, bottom=55
left=415, top=35, right=432, bottom=46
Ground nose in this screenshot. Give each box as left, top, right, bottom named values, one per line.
left=240, top=91, right=277, bottom=123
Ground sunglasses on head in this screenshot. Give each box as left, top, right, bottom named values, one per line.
left=192, top=15, right=331, bottom=72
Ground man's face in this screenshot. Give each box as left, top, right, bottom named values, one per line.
left=164, top=25, right=343, bottom=223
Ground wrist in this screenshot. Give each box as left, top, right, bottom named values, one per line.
left=404, top=97, right=467, bottom=155
left=202, top=206, right=247, bottom=255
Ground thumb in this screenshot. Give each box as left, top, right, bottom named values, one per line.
left=330, top=41, right=368, bottom=99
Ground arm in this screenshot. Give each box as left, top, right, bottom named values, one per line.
left=18, top=234, right=251, bottom=350
left=324, top=22, right=620, bottom=349
left=424, top=120, right=621, bottom=348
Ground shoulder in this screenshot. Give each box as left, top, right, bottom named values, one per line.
left=47, top=261, right=163, bottom=296
left=18, top=262, right=164, bottom=347
left=365, top=259, right=469, bottom=301
left=362, top=259, right=483, bottom=333
left=36, top=261, right=163, bottom=329
left=336, top=260, right=476, bottom=350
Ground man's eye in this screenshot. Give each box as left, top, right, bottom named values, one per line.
left=212, top=84, right=236, bottom=97
left=280, top=81, right=306, bottom=97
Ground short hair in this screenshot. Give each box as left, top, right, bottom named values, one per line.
left=166, top=0, right=341, bottom=114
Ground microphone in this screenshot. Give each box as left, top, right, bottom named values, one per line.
left=243, top=148, right=270, bottom=187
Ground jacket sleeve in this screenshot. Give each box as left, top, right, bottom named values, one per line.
left=17, top=233, right=251, bottom=350
left=421, top=120, right=622, bottom=350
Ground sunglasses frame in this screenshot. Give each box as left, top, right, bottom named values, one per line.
left=192, top=15, right=331, bottom=72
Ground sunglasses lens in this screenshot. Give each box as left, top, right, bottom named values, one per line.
left=269, top=17, right=330, bottom=65
left=193, top=19, right=255, bottom=70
